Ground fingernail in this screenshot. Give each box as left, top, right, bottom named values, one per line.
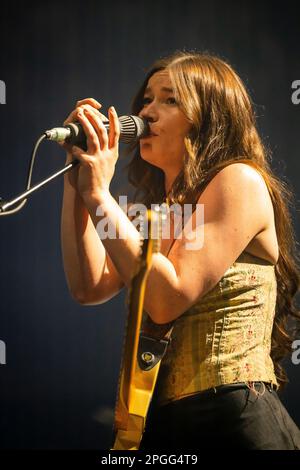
left=110, top=106, right=115, bottom=113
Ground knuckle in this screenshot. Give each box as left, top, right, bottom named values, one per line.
left=100, top=127, right=108, bottom=138
left=76, top=106, right=84, bottom=115
left=86, top=157, right=95, bottom=166
left=87, top=104, right=98, bottom=113
left=87, top=105, right=103, bottom=116
left=90, top=136, right=99, bottom=147
left=100, top=113, right=109, bottom=122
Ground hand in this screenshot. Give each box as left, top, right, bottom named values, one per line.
left=60, top=98, right=120, bottom=203
left=60, top=98, right=105, bottom=191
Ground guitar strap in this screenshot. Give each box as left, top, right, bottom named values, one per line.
left=137, top=312, right=175, bottom=371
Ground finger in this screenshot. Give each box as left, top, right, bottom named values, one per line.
left=63, top=109, right=79, bottom=126
left=80, top=104, right=109, bottom=123
left=64, top=99, right=102, bottom=126
left=77, top=109, right=101, bottom=153
left=69, top=145, right=86, bottom=158
left=64, top=104, right=103, bottom=126
left=83, top=108, right=109, bottom=150
left=80, top=107, right=105, bottom=145
left=108, top=106, right=120, bottom=149
left=76, top=98, right=102, bottom=109
left=58, top=141, right=74, bottom=153
left=69, top=145, right=91, bottom=164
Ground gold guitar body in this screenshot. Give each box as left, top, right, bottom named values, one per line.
left=112, top=344, right=161, bottom=450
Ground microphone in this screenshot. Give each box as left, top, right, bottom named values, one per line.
left=44, top=115, right=149, bottom=149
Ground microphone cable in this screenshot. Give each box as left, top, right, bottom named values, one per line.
left=0, top=133, right=49, bottom=216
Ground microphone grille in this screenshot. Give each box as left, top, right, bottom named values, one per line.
left=119, top=115, right=149, bottom=143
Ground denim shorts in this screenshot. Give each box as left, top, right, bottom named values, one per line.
left=139, top=382, right=300, bottom=450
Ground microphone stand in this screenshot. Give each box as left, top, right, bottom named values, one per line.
left=0, top=159, right=79, bottom=214
left=0, top=115, right=147, bottom=215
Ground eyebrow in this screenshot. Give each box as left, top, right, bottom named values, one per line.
left=144, top=86, right=174, bottom=94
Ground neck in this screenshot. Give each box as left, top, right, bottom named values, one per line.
left=164, top=169, right=180, bottom=196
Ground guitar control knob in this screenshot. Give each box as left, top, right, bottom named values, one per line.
left=141, top=351, right=155, bottom=366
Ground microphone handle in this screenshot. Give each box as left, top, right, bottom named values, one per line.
left=65, top=121, right=106, bottom=150
left=45, top=115, right=148, bottom=150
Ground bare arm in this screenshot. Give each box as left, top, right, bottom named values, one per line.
left=79, top=190, right=181, bottom=320
left=61, top=153, right=124, bottom=305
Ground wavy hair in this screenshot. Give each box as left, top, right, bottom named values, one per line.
left=125, top=50, right=300, bottom=390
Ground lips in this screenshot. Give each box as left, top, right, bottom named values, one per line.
left=141, top=129, right=158, bottom=139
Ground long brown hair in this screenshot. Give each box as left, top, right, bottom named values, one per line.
left=125, top=50, right=300, bottom=390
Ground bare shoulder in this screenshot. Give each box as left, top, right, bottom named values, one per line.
left=199, top=162, right=272, bottom=227
left=205, top=162, right=269, bottom=195
left=210, top=163, right=278, bottom=263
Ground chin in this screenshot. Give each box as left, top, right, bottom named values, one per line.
left=140, top=151, right=163, bottom=169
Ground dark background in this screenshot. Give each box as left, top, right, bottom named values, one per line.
left=0, top=0, right=299, bottom=449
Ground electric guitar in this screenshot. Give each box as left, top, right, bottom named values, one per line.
left=110, top=205, right=174, bottom=450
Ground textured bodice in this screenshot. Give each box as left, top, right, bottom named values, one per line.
left=154, top=251, right=279, bottom=406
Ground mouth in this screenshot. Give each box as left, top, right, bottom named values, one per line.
left=140, top=132, right=158, bottom=140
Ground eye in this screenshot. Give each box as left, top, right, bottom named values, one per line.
left=166, top=97, right=177, bottom=105
left=142, top=97, right=152, bottom=106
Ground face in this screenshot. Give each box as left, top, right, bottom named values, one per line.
left=138, top=70, right=192, bottom=175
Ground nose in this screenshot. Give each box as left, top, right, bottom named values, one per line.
left=138, top=101, right=158, bottom=123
